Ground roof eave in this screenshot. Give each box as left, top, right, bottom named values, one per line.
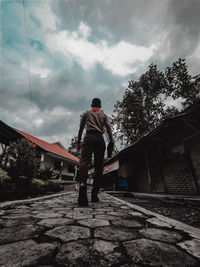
left=45, top=151, right=79, bottom=165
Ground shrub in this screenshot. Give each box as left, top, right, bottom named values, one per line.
left=3, top=139, right=40, bottom=179
left=37, top=167, right=54, bottom=181
left=31, top=178, right=46, bottom=194
left=0, top=168, right=19, bottom=201
left=15, top=175, right=31, bottom=191
left=0, top=168, right=11, bottom=184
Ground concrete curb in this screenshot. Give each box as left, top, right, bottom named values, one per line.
left=105, top=191, right=200, bottom=204
left=104, top=192, right=200, bottom=240
left=0, top=191, right=73, bottom=209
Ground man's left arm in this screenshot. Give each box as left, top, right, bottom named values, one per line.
left=77, top=112, right=87, bottom=149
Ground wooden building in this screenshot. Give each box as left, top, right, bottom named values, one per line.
left=103, top=103, right=200, bottom=195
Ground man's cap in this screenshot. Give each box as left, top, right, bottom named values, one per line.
left=91, top=98, right=101, bottom=107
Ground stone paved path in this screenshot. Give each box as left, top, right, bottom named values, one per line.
left=0, top=192, right=200, bottom=266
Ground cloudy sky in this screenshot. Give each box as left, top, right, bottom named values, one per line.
left=1, top=0, right=200, bottom=148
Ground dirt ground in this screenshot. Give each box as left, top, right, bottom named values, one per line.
left=114, top=194, right=200, bottom=229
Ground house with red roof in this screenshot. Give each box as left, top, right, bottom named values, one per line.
left=0, top=120, right=79, bottom=180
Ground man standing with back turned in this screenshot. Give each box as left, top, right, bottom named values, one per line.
left=77, top=98, right=114, bottom=206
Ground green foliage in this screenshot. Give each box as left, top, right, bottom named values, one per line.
left=31, top=178, right=46, bottom=194
left=161, top=106, right=180, bottom=120
left=37, top=166, right=54, bottom=180
left=112, top=64, right=166, bottom=145
left=68, top=136, right=80, bottom=157
left=0, top=168, right=10, bottom=182
left=165, top=58, right=200, bottom=107
left=3, top=138, right=40, bottom=179
left=0, top=168, right=18, bottom=201
left=15, top=175, right=32, bottom=194
left=112, top=58, right=200, bottom=146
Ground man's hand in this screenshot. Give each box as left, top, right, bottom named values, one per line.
left=107, top=141, right=114, bottom=158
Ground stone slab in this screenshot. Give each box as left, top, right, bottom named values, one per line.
left=37, top=218, right=74, bottom=228
left=146, top=217, right=173, bottom=228
left=0, top=224, right=43, bottom=245
left=0, top=239, right=57, bottom=267
left=111, top=219, right=143, bottom=228
left=56, top=240, right=92, bottom=266
left=93, top=239, right=119, bottom=254
left=94, top=226, right=139, bottom=241
left=178, top=239, right=200, bottom=260
left=129, top=211, right=146, bottom=218
left=2, top=214, right=33, bottom=220
left=65, top=211, right=93, bottom=219
left=119, top=205, right=131, bottom=210
left=45, top=225, right=91, bottom=242
left=56, top=239, right=124, bottom=267
left=77, top=218, right=110, bottom=228
left=0, top=192, right=71, bottom=209
left=33, top=212, right=63, bottom=219
left=139, top=228, right=183, bottom=243
left=107, top=211, right=130, bottom=217
left=95, top=214, right=122, bottom=220
left=123, top=238, right=198, bottom=266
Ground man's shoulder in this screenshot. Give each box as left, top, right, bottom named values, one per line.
left=82, top=110, right=90, bottom=116
left=84, top=109, right=108, bottom=118
left=100, top=110, right=108, bottom=117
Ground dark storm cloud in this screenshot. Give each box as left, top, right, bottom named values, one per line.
left=56, top=0, right=169, bottom=45
left=56, top=0, right=200, bottom=74
left=22, top=63, right=125, bottom=114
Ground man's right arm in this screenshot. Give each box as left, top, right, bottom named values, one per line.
left=104, top=115, right=114, bottom=144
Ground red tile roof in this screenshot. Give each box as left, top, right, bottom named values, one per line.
left=15, top=129, right=79, bottom=163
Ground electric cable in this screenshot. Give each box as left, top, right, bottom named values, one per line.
left=22, top=0, right=36, bottom=134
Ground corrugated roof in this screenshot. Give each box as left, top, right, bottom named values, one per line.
left=15, top=129, right=79, bottom=164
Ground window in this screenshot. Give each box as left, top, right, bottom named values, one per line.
left=54, top=160, right=61, bottom=170
left=68, top=165, right=75, bottom=173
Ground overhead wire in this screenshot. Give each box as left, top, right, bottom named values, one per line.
left=22, top=0, right=36, bottom=135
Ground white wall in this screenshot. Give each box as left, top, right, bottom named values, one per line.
left=40, top=153, right=77, bottom=178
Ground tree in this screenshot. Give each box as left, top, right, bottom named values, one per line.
left=1, top=138, right=40, bottom=179
left=165, top=58, right=200, bottom=107
left=68, top=136, right=80, bottom=158
left=161, top=106, right=180, bottom=120
left=112, top=64, right=167, bottom=145
left=112, top=59, right=200, bottom=146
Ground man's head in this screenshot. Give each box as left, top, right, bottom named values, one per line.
left=91, top=98, right=101, bottom=108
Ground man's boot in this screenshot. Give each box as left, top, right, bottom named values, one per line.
left=78, top=184, right=88, bottom=207
left=91, top=188, right=99, bottom=203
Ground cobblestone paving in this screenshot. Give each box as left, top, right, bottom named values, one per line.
left=0, top=192, right=200, bottom=266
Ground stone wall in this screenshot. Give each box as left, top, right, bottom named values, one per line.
left=163, top=148, right=197, bottom=194
left=185, top=135, right=200, bottom=193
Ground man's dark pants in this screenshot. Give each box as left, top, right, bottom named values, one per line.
left=79, top=132, right=105, bottom=198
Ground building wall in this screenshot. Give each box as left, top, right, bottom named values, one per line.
left=118, top=157, right=151, bottom=192
left=134, top=168, right=151, bottom=192
left=118, top=163, right=133, bottom=178
left=185, top=135, right=200, bottom=193
left=163, top=146, right=197, bottom=194
left=40, top=154, right=76, bottom=180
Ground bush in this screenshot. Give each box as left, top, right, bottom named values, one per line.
left=31, top=178, right=46, bottom=194
left=37, top=167, right=54, bottom=181
left=0, top=168, right=11, bottom=184
left=15, top=176, right=32, bottom=193
left=0, top=168, right=19, bottom=201
left=3, top=138, right=40, bottom=179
